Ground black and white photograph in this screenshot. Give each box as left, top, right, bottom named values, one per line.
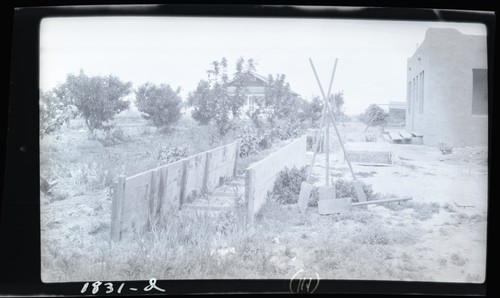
left=39, top=15, right=488, bottom=283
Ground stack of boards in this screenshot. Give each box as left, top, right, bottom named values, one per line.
left=383, top=131, right=423, bottom=144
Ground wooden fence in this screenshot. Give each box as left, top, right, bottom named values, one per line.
left=110, top=141, right=240, bottom=241
left=245, top=136, right=307, bottom=219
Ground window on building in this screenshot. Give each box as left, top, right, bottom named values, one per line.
left=407, top=81, right=412, bottom=113
left=472, top=68, right=488, bottom=115
left=412, top=78, right=415, bottom=114
left=419, top=71, right=424, bottom=114
left=248, top=96, right=255, bottom=113
left=414, top=76, right=419, bottom=114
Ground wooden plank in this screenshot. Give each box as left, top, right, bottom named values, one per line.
left=233, top=139, right=240, bottom=177
left=319, top=185, right=335, bottom=201
left=353, top=181, right=367, bottom=202
left=179, top=159, right=189, bottom=208
left=399, top=131, right=413, bottom=140
left=352, top=196, right=412, bottom=207
left=246, top=168, right=256, bottom=219
left=185, top=153, right=207, bottom=198
left=164, top=160, right=184, bottom=210
left=147, top=169, right=162, bottom=231
left=389, top=132, right=403, bottom=140
left=298, top=182, right=313, bottom=213
left=245, top=136, right=307, bottom=218
left=325, top=118, right=330, bottom=186
left=110, top=175, right=126, bottom=241
left=319, top=198, right=351, bottom=214
left=411, top=132, right=423, bottom=137
left=211, top=192, right=235, bottom=197
left=184, top=205, right=232, bottom=211
left=121, top=171, right=153, bottom=239
left=158, top=166, right=170, bottom=219
left=202, top=151, right=212, bottom=193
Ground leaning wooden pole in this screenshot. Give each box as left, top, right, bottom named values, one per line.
left=308, top=58, right=356, bottom=181
left=325, top=116, right=330, bottom=186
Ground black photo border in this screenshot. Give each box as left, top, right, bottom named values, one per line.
left=1, top=1, right=496, bottom=297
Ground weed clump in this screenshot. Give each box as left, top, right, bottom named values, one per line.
left=335, top=178, right=377, bottom=203
left=157, top=145, right=188, bottom=166
left=271, top=168, right=377, bottom=206
left=271, top=166, right=308, bottom=204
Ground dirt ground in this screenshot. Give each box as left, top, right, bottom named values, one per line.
left=40, top=117, right=488, bottom=283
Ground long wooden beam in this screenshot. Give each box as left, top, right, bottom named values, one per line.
left=352, top=197, right=412, bottom=207
left=308, top=58, right=357, bottom=181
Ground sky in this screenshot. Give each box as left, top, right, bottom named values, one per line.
left=39, top=16, right=486, bottom=114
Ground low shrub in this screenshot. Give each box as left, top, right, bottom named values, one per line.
left=308, top=186, right=320, bottom=207
left=271, top=120, right=301, bottom=141
left=335, top=178, right=376, bottom=202
left=90, top=127, right=129, bottom=147
left=271, top=166, right=308, bottom=204
left=158, top=145, right=188, bottom=166
left=237, top=126, right=273, bottom=158
left=74, top=162, right=114, bottom=191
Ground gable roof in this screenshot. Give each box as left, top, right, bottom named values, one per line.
left=227, top=72, right=268, bottom=88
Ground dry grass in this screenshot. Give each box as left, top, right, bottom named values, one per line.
left=40, top=117, right=486, bottom=283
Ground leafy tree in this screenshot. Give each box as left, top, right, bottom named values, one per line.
left=135, top=83, right=182, bottom=129
left=360, top=104, right=389, bottom=126
left=188, top=80, right=213, bottom=125
left=264, top=74, right=301, bottom=123
left=230, top=58, right=256, bottom=118
left=59, top=70, right=132, bottom=132
left=299, top=92, right=345, bottom=127
left=188, top=57, right=257, bottom=136
left=39, top=90, right=78, bottom=138
left=328, top=91, right=346, bottom=122
left=306, top=96, right=324, bottom=125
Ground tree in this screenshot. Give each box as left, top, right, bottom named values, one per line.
left=264, top=74, right=301, bottom=124
left=360, top=104, right=389, bottom=126
left=188, top=57, right=256, bottom=136
left=307, top=96, right=324, bottom=125
left=60, top=70, right=132, bottom=132
left=39, top=90, right=78, bottom=138
left=328, top=91, right=346, bottom=122
left=135, top=83, right=182, bottom=129
left=230, top=58, right=256, bottom=118
left=188, top=80, right=213, bottom=125
left=299, top=92, right=345, bottom=127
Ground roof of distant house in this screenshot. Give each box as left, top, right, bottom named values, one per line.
left=389, top=101, right=406, bottom=110
left=227, top=72, right=268, bottom=88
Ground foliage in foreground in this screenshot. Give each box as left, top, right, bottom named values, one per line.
left=271, top=166, right=377, bottom=206
left=39, top=90, right=78, bottom=138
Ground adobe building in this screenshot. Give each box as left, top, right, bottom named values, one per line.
left=406, top=28, right=488, bottom=147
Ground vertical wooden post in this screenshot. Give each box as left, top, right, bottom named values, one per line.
left=202, top=151, right=212, bottom=193
left=233, top=140, right=240, bottom=177
left=147, top=169, right=161, bottom=231
left=325, top=117, right=330, bottom=186
left=245, top=168, right=255, bottom=221
left=179, top=159, right=189, bottom=209
left=110, top=175, right=126, bottom=241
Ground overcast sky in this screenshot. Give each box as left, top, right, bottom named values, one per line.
left=40, top=16, right=486, bottom=114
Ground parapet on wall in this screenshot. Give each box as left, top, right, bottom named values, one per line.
left=110, top=141, right=239, bottom=241
left=245, top=136, right=307, bottom=219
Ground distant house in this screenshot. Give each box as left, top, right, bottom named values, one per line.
left=227, top=72, right=269, bottom=114
left=406, top=28, right=488, bottom=147
left=387, top=101, right=406, bottom=125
